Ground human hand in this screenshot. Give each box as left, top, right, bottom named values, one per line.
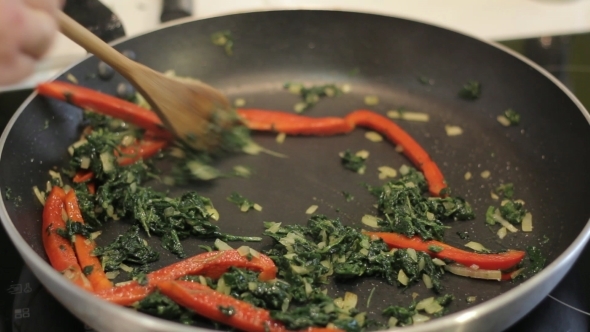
left=0, top=0, right=64, bottom=85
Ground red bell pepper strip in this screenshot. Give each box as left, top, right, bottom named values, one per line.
left=345, top=110, right=446, bottom=196
left=71, top=139, right=169, bottom=183
left=238, top=108, right=447, bottom=196
left=64, top=190, right=113, bottom=291
left=73, top=170, right=94, bottom=183
left=36, top=81, right=172, bottom=139
left=157, top=281, right=343, bottom=332
left=116, top=139, right=169, bottom=166
left=42, top=186, right=93, bottom=291
left=363, top=231, right=525, bottom=271
left=237, top=109, right=354, bottom=135
left=96, top=249, right=277, bottom=306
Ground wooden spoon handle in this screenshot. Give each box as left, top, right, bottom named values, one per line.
left=56, top=11, right=133, bottom=73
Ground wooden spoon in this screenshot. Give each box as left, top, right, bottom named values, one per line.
left=56, top=11, right=240, bottom=152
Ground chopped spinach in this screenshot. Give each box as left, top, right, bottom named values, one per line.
left=218, top=305, right=236, bottom=316
left=135, top=291, right=196, bottom=325
left=227, top=192, right=258, bottom=212
left=458, top=81, right=481, bottom=100
left=428, top=245, right=443, bottom=253
left=263, top=216, right=445, bottom=293
left=496, top=183, right=514, bottom=199
left=93, top=225, right=159, bottom=272
left=55, top=220, right=94, bottom=240
left=521, top=246, right=546, bottom=279
left=503, top=109, right=521, bottom=125
left=370, top=167, right=474, bottom=240
left=284, top=82, right=344, bottom=113
left=499, top=200, right=526, bottom=224
left=210, top=30, right=234, bottom=56
left=82, top=265, right=94, bottom=276
left=382, top=295, right=454, bottom=326
left=340, top=150, right=367, bottom=173
left=485, top=206, right=496, bottom=225
left=342, top=191, right=354, bottom=202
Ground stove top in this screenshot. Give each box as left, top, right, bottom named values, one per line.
left=0, top=31, right=589, bottom=332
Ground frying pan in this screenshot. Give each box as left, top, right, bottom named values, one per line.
left=1, top=10, right=590, bottom=332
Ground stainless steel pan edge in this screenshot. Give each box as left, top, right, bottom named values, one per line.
left=0, top=10, right=589, bottom=332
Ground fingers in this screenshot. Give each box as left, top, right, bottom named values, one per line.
left=18, top=5, right=58, bottom=59
left=23, top=0, right=63, bottom=14
left=0, top=0, right=61, bottom=85
left=0, top=53, right=35, bottom=85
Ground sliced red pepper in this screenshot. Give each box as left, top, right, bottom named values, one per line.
left=237, top=108, right=446, bottom=196
left=157, top=281, right=343, bottom=332
left=86, top=182, right=96, bottom=195
left=237, top=109, right=354, bottom=135
left=363, top=231, right=525, bottom=271
left=73, top=170, right=94, bottom=183
left=64, top=190, right=113, bottom=291
left=42, top=186, right=93, bottom=291
left=345, top=110, right=446, bottom=196
left=116, top=139, right=168, bottom=166
left=36, top=81, right=172, bottom=139
left=96, top=250, right=277, bottom=306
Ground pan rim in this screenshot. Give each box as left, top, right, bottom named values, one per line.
left=0, top=9, right=589, bottom=332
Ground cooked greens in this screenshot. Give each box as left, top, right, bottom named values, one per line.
left=284, top=82, right=344, bottom=113
left=458, top=81, right=481, bottom=100
left=340, top=150, right=367, bottom=173
left=369, top=167, right=474, bottom=240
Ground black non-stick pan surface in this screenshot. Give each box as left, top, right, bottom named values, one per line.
left=1, top=10, right=590, bottom=332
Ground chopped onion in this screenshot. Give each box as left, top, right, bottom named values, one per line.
left=100, top=152, right=115, bottom=174
left=290, top=264, right=310, bottom=275
left=418, top=257, right=425, bottom=271
left=378, top=166, right=397, bottom=180
left=422, top=274, right=433, bottom=289
left=493, top=209, right=518, bottom=232
left=365, top=131, right=383, bottom=142
left=206, top=205, right=220, bottom=221
left=80, top=156, right=91, bottom=169
left=341, top=84, right=352, bottom=93
left=306, top=205, right=319, bottom=215
left=398, top=269, right=409, bottom=286
left=187, top=161, right=219, bottom=180
left=510, top=268, right=525, bottom=279
left=355, top=150, right=370, bottom=159
left=276, top=132, right=286, bottom=144
left=399, top=165, right=410, bottom=176
left=216, top=277, right=231, bottom=295
left=491, top=192, right=499, bottom=200
left=237, top=246, right=251, bottom=257
left=342, top=292, right=358, bottom=312
left=361, top=214, right=380, bottom=228
left=522, top=212, right=533, bottom=232
left=497, top=227, right=507, bottom=239
left=464, top=241, right=488, bottom=252
left=115, top=280, right=134, bottom=287
left=266, top=222, right=282, bottom=234
left=214, top=239, right=233, bottom=251
left=497, top=115, right=511, bottom=127
left=388, top=317, right=399, bottom=328
left=303, top=279, right=313, bottom=296
left=416, top=297, right=434, bottom=311
left=294, top=102, right=307, bottom=113
left=445, top=125, right=463, bottom=136
left=412, top=313, right=430, bottom=324
left=480, top=170, right=491, bottom=179
left=464, top=172, right=472, bottom=180
left=253, top=203, right=263, bottom=212
left=89, top=231, right=102, bottom=241
left=466, top=296, right=477, bottom=303
left=33, top=186, right=46, bottom=205
left=66, top=73, right=78, bottom=84
left=242, top=141, right=287, bottom=158
left=105, top=271, right=120, bottom=280
left=354, top=313, right=366, bottom=327
left=168, top=147, right=186, bottom=159
left=432, top=258, right=446, bottom=266
left=234, top=98, right=246, bottom=107
left=119, top=264, right=133, bottom=273
left=407, top=248, right=418, bottom=262
left=387, top=110, right=430, bottom=122
left=445, top=264, right=501, bottom=281
left=395, top=145, right=404, bottom=153
left=364, top=95, right=379, bottom=105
